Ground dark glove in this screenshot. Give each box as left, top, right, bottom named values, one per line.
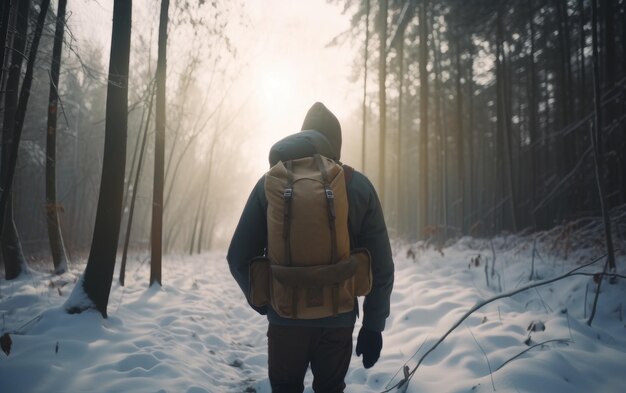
left=355, top=326, right=382, bottom=369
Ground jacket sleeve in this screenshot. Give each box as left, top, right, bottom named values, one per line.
left=351, top=173, right=394, bottom=332
left=227, top=176, right=268, bottom=315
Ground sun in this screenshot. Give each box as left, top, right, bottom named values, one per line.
left=253, top=61, right=307, bottom=139
left=258, top=65, right=296, bottom=107
left=261, top=71, right=289, bottom=102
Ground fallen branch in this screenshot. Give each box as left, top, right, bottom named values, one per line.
left=571, top=272, right=626, bottom=280
left=468, top=326, right=495, bottom=391
left=495, top=338, right=572, bottom=372
left=384, top=336, right=429, bottom=391
left=382, top=253, right=607, bottom=392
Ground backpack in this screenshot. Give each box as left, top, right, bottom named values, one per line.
left=249, top=154, right=372, bottom=319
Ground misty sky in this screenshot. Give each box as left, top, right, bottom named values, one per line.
left=68, top=0, right=362, bottom=175
left=64, top=0, right=363, bottom=245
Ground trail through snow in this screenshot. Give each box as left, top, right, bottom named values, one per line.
left=1, top=239, right=625, bottom=393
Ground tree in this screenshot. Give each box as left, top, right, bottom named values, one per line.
left=432, top=13, right=448, bottom=240
left=1, top=0, right=50, bottom=279
left=527, top=2, right=538, bottom=227
left=588, top=0, right=616, bottom=272
left=120, top=84, right=155, bottom=286
left=361, top=0, right=370, bottom=172
left=0, top=0, right=12, bottom=86
left=495, top=6, right=517, bottom=232
left=151, top=0, right=170, bottom=286
left=388, top=0, right=417, bottom=237
left=378, top=0, right=388, bottom=206
left=46, top=0, right=69, bottom=274
left=71, top=0, right=132, bottom=317
left=1, top=0, right=29, bottom=280
left=452, top=17, right=465, bottom=233
left=338, top=0, right=624, bottom=243
left=417, top=0, right=429, bottom=238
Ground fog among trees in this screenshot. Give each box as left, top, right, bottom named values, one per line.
left=1, top=0, right=624, bottom=302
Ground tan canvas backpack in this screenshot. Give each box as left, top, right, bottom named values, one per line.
left=249, top=154, right=372, bottom=319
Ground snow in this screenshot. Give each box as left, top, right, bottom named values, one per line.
left=1, top=239, right=625, bottom=393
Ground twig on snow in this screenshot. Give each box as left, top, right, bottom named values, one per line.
left=495, top=339, right=571, bottom=372
left=384, top=336, right=429, bottom=391
left=467, top=326, right=496, bottom=391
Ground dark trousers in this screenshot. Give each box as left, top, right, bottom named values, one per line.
left=267, top=324, right=354, bottom=393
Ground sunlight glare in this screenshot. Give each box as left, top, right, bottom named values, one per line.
left=261, top=69, right=291, bottom=103
left=257, top=62, right=298, bottom=117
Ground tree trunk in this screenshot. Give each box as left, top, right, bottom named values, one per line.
left=120, top=86, right=155, bottom=286
left=76, top=0, right=132, bottom=317
left=576, top=0, right=587, bottom=113
left=528, top=6, right=538, bottom=228
left=378, top=0, right=388, bottom=206
left=2, top=196, right=26, bottom=279
left=1, top=0, right=29, bottom=280
left=454, top=24, right=465, bottom=234
left=466, top=38, right=475, bottom=233
left=121, top=84, right=151, bottom=224
left=151, top=0, right=170, bottom=286
left=0, top=0, right=12, bottom=87
left=1, top=0, right=50, bottom=279
left=560, top=0, right=574, bottom=120
left=188, top=181, right=207, bottom=255
left=195, top=180, right=211, bottom=254
left=418, top=0, right=429, bottom=238
left=601, top=0, right=622, bottom=205
left=361, top=0, right=370, bottom=173
left=496, top=8, right=517, bottom=232
left=432, top=21, right=448, bottom=240
left=46, top=0, right=69, bottom=274
left=602, top=0, right=615, bottom=92
left=551, top=0, right=570, bottom=223
left=189, top=136, right=218, bottom=254
left=189, top=215, right=199, bottom=255
left=396, top=30, right=405, bottom=236
left=588, top=0, right=616, bottom=272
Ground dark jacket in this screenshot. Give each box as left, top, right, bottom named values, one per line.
left=227, top=103, right=394, bottom=332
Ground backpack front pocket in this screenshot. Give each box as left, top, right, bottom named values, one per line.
left=249, top=257, right=270, bottom=307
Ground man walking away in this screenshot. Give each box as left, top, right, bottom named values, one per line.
left=227, top=102, right=394, bottom=393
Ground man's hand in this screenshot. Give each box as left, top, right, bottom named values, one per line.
left=355, top=326, right=382, bottom=368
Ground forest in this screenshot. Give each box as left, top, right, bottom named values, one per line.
left=0, top=0, right=625, bottom=392
left=351, top=0, right=625, bottom=244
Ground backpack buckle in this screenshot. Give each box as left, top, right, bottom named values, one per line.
left=284, top=188, right=293, bottom=199
left=325, top=189, right=334, bottom=199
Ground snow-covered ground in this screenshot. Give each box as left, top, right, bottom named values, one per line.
left=1, top=238, right=625, bottom=393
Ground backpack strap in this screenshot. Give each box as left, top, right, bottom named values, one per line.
left=314, top=154, right=338, bottom=265
left=283, top=161, right=294, bottom=267
left=315, top=154, right=341, bottom=317
left=343, top=164, right=354, bottom=185
left=342, top=164, right=356, bottom=250
left=283, top=160, right=298, bottom=318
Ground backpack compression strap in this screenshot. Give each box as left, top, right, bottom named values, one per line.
left=343, top=164, right=354, bottom=185
left=314, top=154, right=338, bottom=265
left=283, top=161, right=294, bottom=267
left=282, top=160, right=299, bottom=317
left=315, top=154, right=341, bottom=316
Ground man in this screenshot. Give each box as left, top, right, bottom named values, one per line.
left=227, top=102, right=394, bottom=393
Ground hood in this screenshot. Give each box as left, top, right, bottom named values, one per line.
left=269, top=102, right=342, bottom=167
